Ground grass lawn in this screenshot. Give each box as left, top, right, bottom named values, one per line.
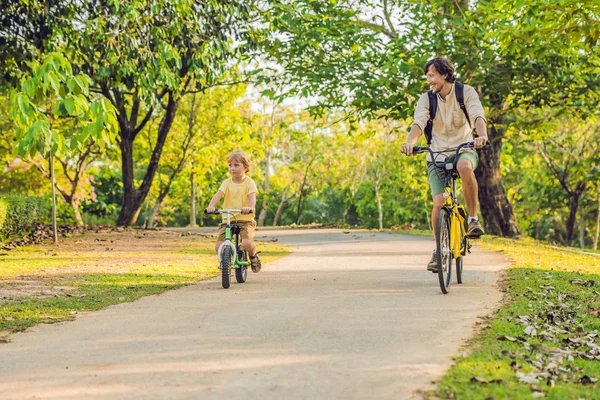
left=430, top=236, right=600, bottom=399
left=0, top=228, right=289, bottom=340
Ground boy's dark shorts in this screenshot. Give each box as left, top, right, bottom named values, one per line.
left=217, top=220, right=256, bottom=242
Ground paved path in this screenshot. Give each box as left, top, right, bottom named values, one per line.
left=0, top=229, right=509, bottom=400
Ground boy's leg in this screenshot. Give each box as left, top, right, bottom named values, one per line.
left=216, top=223, right=226, bottom=255
left=241, top=239, right=257, bottom=256
left=240, top=221, right=261, bottom=272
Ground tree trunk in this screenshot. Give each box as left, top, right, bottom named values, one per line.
left=295, top=156, right=315, bottom=225
left=474, top=122, right=521, bottom=238
left=565, top=181, right=586, bottom=246
left=49, top=155, right=58, bottom=244
left=116, top=93, right=179, bottom=226
left=594, top=190, right=599, bottom=251
left=117, top=136, right=144, bottom=226
left=70, top=198, right=84, bottom=226
left=579, top=204, right=585, bottom=249
left=190, top=172, right=196, bottom=228
left=258, top=149, right=271, bottom=227
left=295, top=189, right=306, bottom=225
left=145, top=200, right=160, bottom=228
left=274, top=199, right=287, bottom=226
left=273, top=188, right=291, bottom=226
left=375, top=168, right=383, bottom=231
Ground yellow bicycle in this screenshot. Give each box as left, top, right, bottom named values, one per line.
left=412, top=142, right=474, bottom=294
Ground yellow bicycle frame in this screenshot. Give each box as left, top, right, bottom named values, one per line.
left=443, top=186, right=468, bottom=259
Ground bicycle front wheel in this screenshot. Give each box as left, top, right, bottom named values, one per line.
left=436, top=209, right=453, bottom=294
left=456, top=224, right=466, bottom=284
left=221, top=246, right=232, bottom=289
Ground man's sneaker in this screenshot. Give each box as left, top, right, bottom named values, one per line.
left=250, top=253, right=262, bottom=273
left=427, top=251, right=438, bottom=273
left=467, top=219, right=485, bottom=238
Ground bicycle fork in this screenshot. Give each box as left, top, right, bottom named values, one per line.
left=217, top=240, right=238, bottom=268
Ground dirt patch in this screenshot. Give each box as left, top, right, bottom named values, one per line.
left=0, top=229, right=217, bottom=302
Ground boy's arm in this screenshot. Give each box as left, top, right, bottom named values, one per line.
left=242, top=192, right=257, bottom=215
left=206, top=191, right=224, bottom=213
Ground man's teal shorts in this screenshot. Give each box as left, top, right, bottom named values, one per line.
left=427, top=150, right=479, bottom=197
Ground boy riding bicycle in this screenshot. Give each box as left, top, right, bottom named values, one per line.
left=401, top=58, right=488, bottom=272
left=206, top=150, right=262, bottom=272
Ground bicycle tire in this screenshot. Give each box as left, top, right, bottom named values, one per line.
left=436, top=208, right=452, bottom=294
left=235, top=250, right=248, bottom=283
left=456, top=224, right=466, bottom=284
left=221, top=246, right=231, bottom=289
left=456, top=256, right=463, bottom=284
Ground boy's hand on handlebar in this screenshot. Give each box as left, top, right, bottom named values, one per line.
left=401, top=142, right=413, bottom=156
left=205, top=206, right=216, bottom=214
left=474, top=136, right=488, bottom=149
left=241, top=207, right=254, bottom=215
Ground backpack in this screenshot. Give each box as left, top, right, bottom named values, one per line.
left=424, top=81, right=472, bottom=145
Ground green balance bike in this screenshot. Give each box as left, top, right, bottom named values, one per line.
left=205, top=209, right=251, bottom=289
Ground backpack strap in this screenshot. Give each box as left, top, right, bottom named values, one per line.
left=424, top=90, right=437, bottom=145
left=455, top=81, right=472, bottom=130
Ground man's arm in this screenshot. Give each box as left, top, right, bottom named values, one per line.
left=474, top=117, right=488, bottom=149
left=465, top=85, right=488, bottom=149
left=401, top=124, right=423, bottom=156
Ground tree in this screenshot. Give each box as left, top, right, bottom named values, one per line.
left=258, top=0, right=600, bottom=237
left=2, top=0, right=257, bottom=226
left=10, top=52, right=117, bottom=241
left=530, top=119, right=600, bottom=246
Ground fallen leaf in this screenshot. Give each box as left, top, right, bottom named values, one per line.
left=576, top=375, right=598, bottom=385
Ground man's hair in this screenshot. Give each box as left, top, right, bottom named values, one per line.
left=228, top=150, right=251, bottom=173
left=423, top=58, right=456, bottom=83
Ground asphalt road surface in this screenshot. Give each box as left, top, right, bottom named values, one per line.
left=0, top=229, right=509, bottom=400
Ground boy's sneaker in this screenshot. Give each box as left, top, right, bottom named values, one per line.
left=250, top=253, right=262, bottom=273
left=467, top=219, right=484, bottom=238
left=427, top=251, right=438, bottom=273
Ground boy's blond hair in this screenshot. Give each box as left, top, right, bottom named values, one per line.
left=228, top=150, right=251, bottom=173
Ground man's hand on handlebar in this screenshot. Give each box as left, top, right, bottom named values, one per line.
left=401, top=142, right=414, bottom=156
left=473, top=135, right=488, bottom=149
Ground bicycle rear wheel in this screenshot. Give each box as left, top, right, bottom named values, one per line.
left=221, top=246, right=232, bottom=289
left=456, top=257, right=463, bottom=284
left=436, top=209, right=452, bottom=294
left=235, top=250, right=248, bottom=283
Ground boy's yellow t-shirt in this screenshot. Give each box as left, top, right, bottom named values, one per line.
left=218, top=176, right=258, bottom=222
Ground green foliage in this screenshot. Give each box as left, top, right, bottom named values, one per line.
left=0, top=194, right=44, bottom=240
left=81, top=166, right=122, bottom=223
left=10, top=52, right=117, bottom=158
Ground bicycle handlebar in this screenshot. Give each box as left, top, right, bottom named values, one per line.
left=412, top=142, right=479, bottom=169
left=204, top=208, right=255, bottom=215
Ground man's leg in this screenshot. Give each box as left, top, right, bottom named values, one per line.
left=457, top=156, right=484, bottom=237
left=428, top=193, right=444, bottom=272
left=431, top=193, right=444, bottom=240
left=457, top=158, right=478, bottom=217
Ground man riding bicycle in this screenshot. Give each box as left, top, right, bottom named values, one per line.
left=401, top=58, right=488, bottom=272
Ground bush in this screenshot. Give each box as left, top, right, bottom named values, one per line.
left=0, top=194, right=44, bottom=240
